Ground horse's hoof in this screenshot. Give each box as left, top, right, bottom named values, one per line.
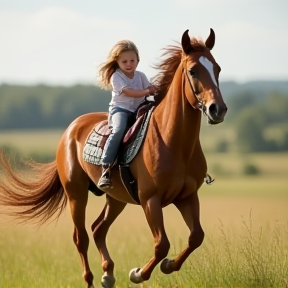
left=160, top=258, right=174, bottom=274
left=101, top=274, right=116, bottom=288
left=129, top=268, right=144, bottom=284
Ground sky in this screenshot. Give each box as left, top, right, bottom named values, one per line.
left=0, top=0, right=287, bottom=85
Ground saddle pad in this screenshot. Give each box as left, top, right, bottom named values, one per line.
left=83, top=120, right=110, bottom=165
left=83, top=107, right=154, bottom=166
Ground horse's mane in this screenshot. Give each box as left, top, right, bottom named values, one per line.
left=152, top=38, right=206, bottom=102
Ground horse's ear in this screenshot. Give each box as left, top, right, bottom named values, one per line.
left=205, top=28, right=215, bottom=50
left=181, top=29, right=193, bottom=54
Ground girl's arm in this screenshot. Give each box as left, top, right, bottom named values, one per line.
left=122, top=87, right=150, bottom=98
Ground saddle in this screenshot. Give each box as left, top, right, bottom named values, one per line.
left=83, top=100, right=155, bottom=203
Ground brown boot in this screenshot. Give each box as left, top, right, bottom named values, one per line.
left=98, top=165, right=112, bottom=188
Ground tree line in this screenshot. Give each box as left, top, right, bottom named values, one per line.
left=224, top=90, right=288, bottom=152
left=0, top=82, right=287, bottom=153
left=0, top=84, right=110, bottom=129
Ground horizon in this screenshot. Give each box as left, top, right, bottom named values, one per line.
left=1, top=79, right=287, bottom=88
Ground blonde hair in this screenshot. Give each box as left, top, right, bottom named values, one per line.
left=97, top=40, right=140, bottom=89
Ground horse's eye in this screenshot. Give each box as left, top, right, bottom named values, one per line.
left=189, top=69, right=197, bottom=78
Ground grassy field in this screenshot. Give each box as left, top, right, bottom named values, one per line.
left=0, top=177, right=287, bottom=288
left=0, top=130, right=287, bottom=287
left=0, top=129, right=64, bottom=155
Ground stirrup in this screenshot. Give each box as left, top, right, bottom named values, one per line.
left=204, top=173, right=215, bottom=185
left=98, top=167, right=112, bottom=188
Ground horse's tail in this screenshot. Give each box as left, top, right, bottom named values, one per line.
left=0, top=152, right=67, bottom=225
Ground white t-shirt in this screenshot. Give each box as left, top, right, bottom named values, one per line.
left=109, top=69, right=151, bottom=112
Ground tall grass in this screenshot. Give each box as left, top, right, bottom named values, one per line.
left=1, top=197, right=287, bottom=287
left=2, top=219, right=286, bottom=288
left=181, top=214, right=288, bottom=288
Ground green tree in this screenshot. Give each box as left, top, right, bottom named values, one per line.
left=235, top=107, right=266, bottom=152
left=225, top=91, right=256, bottom=122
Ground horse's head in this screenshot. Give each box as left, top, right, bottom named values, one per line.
left=181, top=28, right=227, bottom=124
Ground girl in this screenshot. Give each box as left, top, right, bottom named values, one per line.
left=97, top=40, right=157, bottom=188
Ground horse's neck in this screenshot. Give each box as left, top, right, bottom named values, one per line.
left=154, top=68, right=202, bottom=152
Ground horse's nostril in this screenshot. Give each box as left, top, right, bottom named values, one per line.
left=208, top=103, right=217, bottom=115
left=208, top=103, right=227, bottom=117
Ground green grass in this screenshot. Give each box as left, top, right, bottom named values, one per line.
left=183, top=216, right=288, bottom=288
left=0, top=130, right=287, bottom=287
left=0, top=177, right=287, bottom=288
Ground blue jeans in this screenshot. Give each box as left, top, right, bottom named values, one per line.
left=102, top=107, right=134, bottom=165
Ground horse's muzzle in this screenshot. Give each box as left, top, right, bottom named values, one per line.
left=206, top=102, right=228, bottom=125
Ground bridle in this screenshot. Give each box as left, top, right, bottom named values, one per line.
left=184, top=67, right=208, bottom=117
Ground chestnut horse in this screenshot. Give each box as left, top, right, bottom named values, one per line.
left=0, top=28, right=227, bottom=288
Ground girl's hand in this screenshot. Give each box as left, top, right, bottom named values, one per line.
left=148, top=85, right=157, bottom=95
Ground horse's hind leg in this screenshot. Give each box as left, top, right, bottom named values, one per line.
left=160, top=192, right=204, bottom=274
left=57, top=132, right=96, bottom=287
left=66, top=184, right=95, bottom=288
left=91, top=194, right=126, bottom=288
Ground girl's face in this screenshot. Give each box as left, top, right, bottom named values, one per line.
left=116, top=50, right=138, bottom=78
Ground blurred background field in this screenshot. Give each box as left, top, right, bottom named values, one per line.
left=0, top=125, right=287, bottom=287
left=0, top=81, right=287, bottom=287
left=0, top=127, right=287, bottom=178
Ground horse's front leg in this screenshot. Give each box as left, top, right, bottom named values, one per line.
left=129, top=195, right=170, bottom=283
left=160, top=192, right=204, bottom=274
left=91, top=195, right=126, bottom=288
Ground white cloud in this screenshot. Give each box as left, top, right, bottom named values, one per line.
left=0, top=7, right=131, bottom=84
left=0, top=2, right=287, bottom=84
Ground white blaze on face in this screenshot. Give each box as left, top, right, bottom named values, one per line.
left=199, top=56, right=218, bottom=87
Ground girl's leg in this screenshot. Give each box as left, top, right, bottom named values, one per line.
left=102, top=110, right=130, bottom=164
left=98, top=109, right=132, bottom=187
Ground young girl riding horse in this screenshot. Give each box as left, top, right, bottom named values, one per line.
left=97, top=40, right=157, bottom=187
